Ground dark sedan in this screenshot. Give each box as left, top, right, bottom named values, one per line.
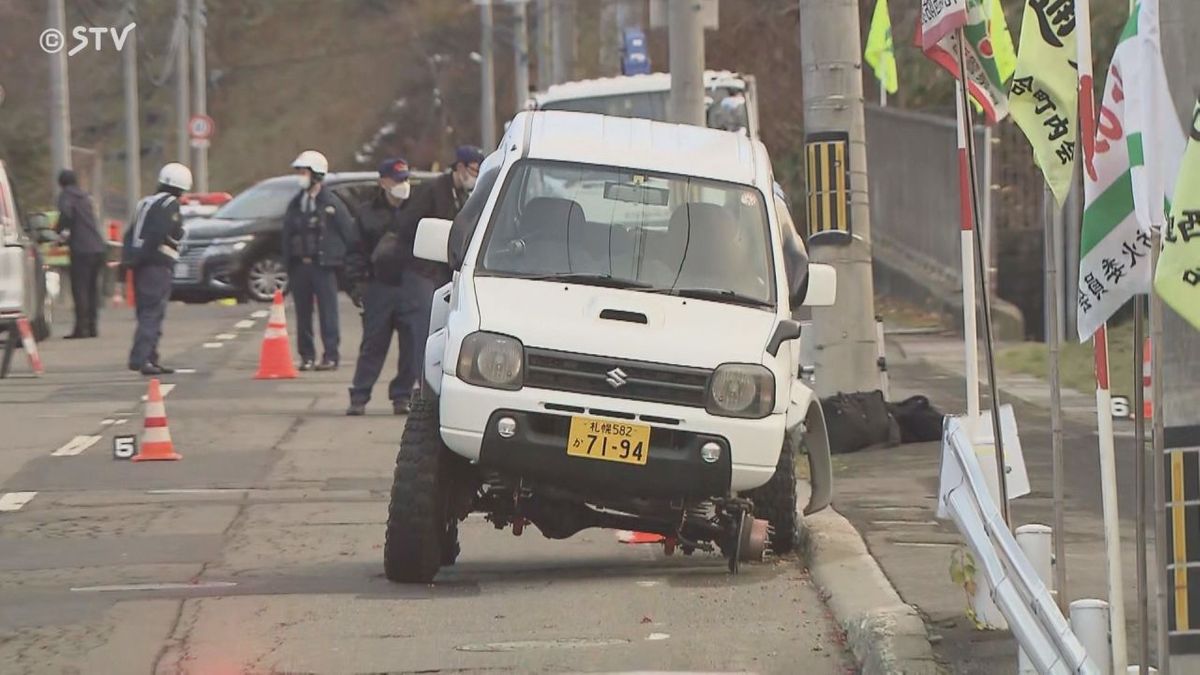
left=171, top=170, right=435, bottom=303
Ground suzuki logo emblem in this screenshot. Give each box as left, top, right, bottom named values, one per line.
left=605, top=368, right=628, bottom=389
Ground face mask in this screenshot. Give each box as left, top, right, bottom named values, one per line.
left=297, top=174, right=311, bottom=189
left=390, top=182, right=411, bottom=201
left=460, top=173, right=477, bottom=192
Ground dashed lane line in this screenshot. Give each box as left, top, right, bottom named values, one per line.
left=250, top=310, right=269, bottom=319
left=52, top=435, right=102, bottom=457
left=0, top=492, right=37, bottom=512
left=234, top=320, right=255, bottom=329
left=70, top=581, right=238, bottom=593
left=215, top=333, right=237, bottom=340
left=202, top=342, right=223, bottom=349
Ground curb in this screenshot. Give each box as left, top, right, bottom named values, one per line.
left=799, top=498, right=942, bottom=675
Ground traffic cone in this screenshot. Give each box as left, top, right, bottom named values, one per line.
left=254, top=290, right=298, bottom=379
left=1141, top=337, right=1152, bottom=420
left=15, top=317, right=43, bottom=375
left=132, top=378, right=181, bottom=461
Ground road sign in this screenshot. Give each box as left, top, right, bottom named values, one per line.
left=188, top=114, right=214, bottom=143
left=113, top=434, right=137, bottom=460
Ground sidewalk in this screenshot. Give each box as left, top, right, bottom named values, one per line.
left=826, top=330, right=1157, bottom=673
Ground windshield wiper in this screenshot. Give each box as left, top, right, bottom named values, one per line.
left=646, top=287, right=775, bottom=308
left=491, top=272, right=654, bottom=290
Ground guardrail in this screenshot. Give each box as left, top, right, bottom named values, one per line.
left=938, top=416, right=1099, bottom=674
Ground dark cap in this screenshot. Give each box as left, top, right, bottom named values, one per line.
left=57, top=169, right=77, bottom=188
left=377, top=158, right=410, bottom=181
left=454, top=145, right=485, bottom=167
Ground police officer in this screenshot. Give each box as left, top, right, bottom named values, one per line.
left=345, top=158, right=422, bottom=416
left=55, top=169, right=107, bottom=339
left=123, top=163, right=191, bottom=375
left=281, top=150, right=361, bottom=371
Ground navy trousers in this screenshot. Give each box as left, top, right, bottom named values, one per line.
left=128, top=265, right=172, bottom=369
left=348, top=274, right=436, bottom=405
left=289, top=262, right=340, bottom=363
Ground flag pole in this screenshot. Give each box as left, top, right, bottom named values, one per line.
left=955, top=29, right=1010, bottom=527
left=1149, top=234, right=1170, bottom=674
left=954, top=80, right=982, bottom=454
left=1134, top=295, right=1150, bottom=675
left=1043, top=182, right=1069, bottom=613
left=1076, top=0, right=1128, bottom=666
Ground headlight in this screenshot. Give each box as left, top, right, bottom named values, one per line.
left=209, top=235, right=254, bottom=252
left=706, top=363, right=774, bottom=419
left=457, top=332, right=524, bottom=390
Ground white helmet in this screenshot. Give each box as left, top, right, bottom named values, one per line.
left=291, top=150, right=329, bottom=176
left=158, top=162, right=193, bottom=191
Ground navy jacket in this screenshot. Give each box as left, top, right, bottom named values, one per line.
left=122, top=192, right=184, bottom=269
left=280, top=186, right=361, bottom=269
left=56, top=186, right=106, bottom=255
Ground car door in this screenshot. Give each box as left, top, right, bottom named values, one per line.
left=0, top=160, right=30, bottom=317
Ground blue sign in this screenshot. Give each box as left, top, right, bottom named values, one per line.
left=621, top=27, right=650, bottom=76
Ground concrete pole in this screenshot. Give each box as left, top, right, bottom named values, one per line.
left=1156, top=1, right=1200, bottom=671
left=479, top=0, right=497, bottom=150
left=191, top=0, right=208, bottom=192
left=536, top=0, right=554, bottom=91
left=551, top=0, right=575, bottom=85
left=599, top=1, right=619, bottom=75
left=174, top=0, right=189, bottom=164
left=47, top=0, right=72, bottom=192
left=667, top=0, right=705, bottom=127
left=798, top=0, right=880, bottom=396
left=122, top=1, right=141, bottom=216
left=512, top=0, right=531, bottom=114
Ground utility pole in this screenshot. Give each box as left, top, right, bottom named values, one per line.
left=551, top=0, right=575, bottom=85
left=122, top=0, right=140, bottom=214
left=536, top=0, right=554, bottom=91
left=1155, top=1, right=1200, bottom=671
left=47, top=0, right=72, bottom=192
left=512, top=0, right=531, bottom=113
left=479, top=0, right=497, bottom=150
left=798, top=0, right=880, bottom=395
left=191, top=0, right=208, bottom=192
left=667, top=0, right=705, bottom=127
left=174, top=0, right=189, bottom=164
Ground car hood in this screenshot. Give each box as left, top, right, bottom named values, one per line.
left=471, top=276, right=777, bottom=369
left=182, top=216, right=277, bottom=240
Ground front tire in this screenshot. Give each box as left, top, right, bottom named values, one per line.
left=244, top=253, right=287, bottom=303
left=746, top=435, right=800, bottom=555
left=384, top=396, right=451, bottom=583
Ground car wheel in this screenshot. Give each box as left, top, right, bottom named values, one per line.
left=384, top=396, right=453, bottom=583
left=745, top=434, right=801, bottom=555
left=245, top=254, right=287, bottom=303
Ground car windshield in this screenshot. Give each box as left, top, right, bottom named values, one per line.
left=541, top=87, right=749, bottom=134
left=479, top=160, right=775, bottom=307
left=213, top=180, right=297, bottom=220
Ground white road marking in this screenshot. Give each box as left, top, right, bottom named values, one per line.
left=635, top=581, right=659, bottom=588
left=645, top=633, right=670, bottom=641
left=202, top=342, right=223, bottom=349
left=0, top=492, right=37, bottom=512
left=234, top=320, right=255, bottom=329
left=69, top=581, right=237, bottom=593
left=140, top=383, right=175, bottom=401
left=146, top=488, right=246, bottom=495
left=214, top=333, right=237, bottom=340
left=52, top=435, right=102, bottom=457
left=175, top=368, right=197, bottom=374
left=250, top=310, right=269, bottom=319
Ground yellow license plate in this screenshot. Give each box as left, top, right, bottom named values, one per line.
left=566, top=416, right=650, bottom=465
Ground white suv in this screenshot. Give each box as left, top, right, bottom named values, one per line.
left=384, top=111, right=836, bottom=582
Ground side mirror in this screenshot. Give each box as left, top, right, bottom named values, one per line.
left=413, top=218, right=452, bottom=264
left=802, top=264, right=837, bottom=307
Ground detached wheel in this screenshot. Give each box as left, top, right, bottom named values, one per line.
left=245, top=254, right=287, bottom=303
left=746, top=435, right=800, bottom=555
left=384, top=396, right=452, bottom=583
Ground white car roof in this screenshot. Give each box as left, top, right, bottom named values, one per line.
left=518, top=111, right=762, bottom=186
left=533, top=70, right=746, bottom=105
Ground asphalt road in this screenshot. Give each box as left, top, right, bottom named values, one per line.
left=0, top=298, right=850, bottom=675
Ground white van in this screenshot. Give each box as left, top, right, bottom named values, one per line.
left=382, top=111, right=834, bottom=583
left=0, top=160, right=54, bottom=340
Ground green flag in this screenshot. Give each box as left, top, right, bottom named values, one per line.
left=1155, top=99, right=1200, bottom=331
left=1008, top=0, right=1078, bottom=206
left=920, top=0, right=1010, bottom=124
left=865, top=0, right=898, bottom=95
left=988, top=0, right=1017, bottom=83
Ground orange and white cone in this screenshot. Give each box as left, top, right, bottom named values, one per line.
left=15, top=317, right=43, bottom=375
left=132, top=378, right=181, bottom=461
left=254, top=290, right=298, bottom=379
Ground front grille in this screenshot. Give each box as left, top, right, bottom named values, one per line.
left=525, top=347, right=711, bottom=408
left=174, top=243, right=208, bottom=282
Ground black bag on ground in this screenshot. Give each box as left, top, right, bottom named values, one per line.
left=821, top=390, right=901, bottom=454
left=887, top=395, right=945, bottom=443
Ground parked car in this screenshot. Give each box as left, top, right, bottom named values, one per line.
left=381, top=110, right=838, bottom=582
left=0, top=159, right=55, bottom=341
left=171, top=170, right=436, bottom=303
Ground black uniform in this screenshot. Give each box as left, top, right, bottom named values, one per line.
left=346, top=190, right=430, bottom=407
left=56, top=185, right=107, bottom=337
left=280, top=186, right=360, bottom=365
left=123, top=191, right=184, bottom=370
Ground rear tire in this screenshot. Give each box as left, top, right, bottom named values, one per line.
left=746, top=435, right=800, bottom=555
left=384, top=396, right=450, bottom=583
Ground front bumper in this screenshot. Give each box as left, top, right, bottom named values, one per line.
left=170, top=246, right=242, bottom=296
left=438, top=376, right=783, bottom=493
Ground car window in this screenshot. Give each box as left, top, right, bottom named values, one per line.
left=479, top=159, right=775, bottom=304
left=449, top=167, right=502, bottom=271
left=213, top=180, right=297, bottom=220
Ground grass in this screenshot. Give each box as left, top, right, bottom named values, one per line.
left=996, top=320, right=1141, bottom=401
